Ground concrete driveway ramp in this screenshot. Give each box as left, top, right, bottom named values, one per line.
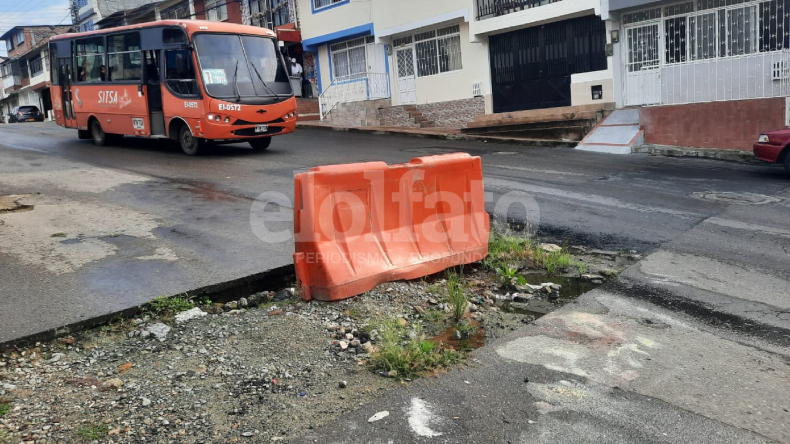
left=576, top=109, right=643, bottom=154
left=294, top=153, right=490, bottom=301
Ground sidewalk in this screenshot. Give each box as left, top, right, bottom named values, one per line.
left=297, top=121, right=758, bottom=161
left=295, top=121, right=578, bottom=147
left=298, top=250, right=790, bottom=443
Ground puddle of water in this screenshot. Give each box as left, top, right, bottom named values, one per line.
left=499, top=273, right=600, bottom=317
left=431, top=319, right=485, bottom=351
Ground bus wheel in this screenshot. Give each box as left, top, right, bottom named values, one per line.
left=91, top=119, right=107, bottom=146
left=179, top=125, right=202, bottom=156
left=249, top=137, right=271, bottom=151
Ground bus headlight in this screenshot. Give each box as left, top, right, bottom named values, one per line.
left=224, top=117, right=230, bottom=123
left=207, top=114, right=214, bottom=121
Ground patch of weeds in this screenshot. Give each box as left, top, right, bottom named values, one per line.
left=541, top=249, right=571, bottom=275
left=50, top=232, right=66, bottom=238
left=195, top=295, right=212, bottom=306
left=146, top=295, right=194, bottom=317
left=425, top=283, right=443, bottom=295
left=496, top=265, right=526, bottom=287
left=446, top=269, right=468, bottom=323
left=0, top=401, right=10, bottom=417
left=346, top=306, right=365, bottom=319
left=75, top=424, right=109, bottom=441
left=422, top=309, right=445, bottom=324
left=456, top=319, right=478, bottom=338
left=368, top=318, right=462, bottom=379
left=486, top=230, right=536, bottom=270
left=573, top=261, right=586, bottom=275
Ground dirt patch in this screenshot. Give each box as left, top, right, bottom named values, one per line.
left=0, top=195, right=33, bottom=214
left=0, top=244, right=635, bottom=443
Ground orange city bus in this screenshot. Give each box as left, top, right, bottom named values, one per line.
left=48, top=20, right=297, bottom=155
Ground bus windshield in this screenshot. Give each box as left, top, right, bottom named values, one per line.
left=194, top=34, right=292, bottom=100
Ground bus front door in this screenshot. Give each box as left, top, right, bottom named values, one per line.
left=144, top=50, right=165, bottom=136
left=58, top=58, right=77, bottom=128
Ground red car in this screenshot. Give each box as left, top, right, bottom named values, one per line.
left=754, top=129, right=790, bottom=175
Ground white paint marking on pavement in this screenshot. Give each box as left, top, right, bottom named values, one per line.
left=407, top=398, right=443, bottom=437
left=484, top=177, right=702, bottom=220
left=367, top=411, right=389, bottom=423
left=703, top=216, right=790, bottom=239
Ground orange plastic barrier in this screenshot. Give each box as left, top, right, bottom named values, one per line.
left=294, top=152, right=490, bottom=301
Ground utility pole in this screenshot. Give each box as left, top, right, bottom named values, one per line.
left=70, top=0, right=80, bottom=26
left=241, top=0, right=251, bottom=26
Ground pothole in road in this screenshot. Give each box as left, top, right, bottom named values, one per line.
left=0, top=195, right=34, bottom=213
left=690, top=191, right=782, bottom=205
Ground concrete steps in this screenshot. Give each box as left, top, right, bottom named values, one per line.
left=296, top=98, right=320, bottom=122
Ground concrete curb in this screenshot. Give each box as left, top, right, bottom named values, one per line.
left=634, top=145, right=757, bottom=163
left=295, top=123, right=576, bottom=147
left=0, top=265, right=295, bottom=351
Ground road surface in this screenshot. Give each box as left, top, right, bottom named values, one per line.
left=1, top=122, right=788, bottom=442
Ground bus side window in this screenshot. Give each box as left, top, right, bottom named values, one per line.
left=75, top=36, right=105, bottom=83
left=165, top=49, right=197, bottom=96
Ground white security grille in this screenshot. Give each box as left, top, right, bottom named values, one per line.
left=622, top=0, right=790, bottom=106
left=397, top=49, right=415, bottom=77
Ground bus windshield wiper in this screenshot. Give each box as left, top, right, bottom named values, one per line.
left=232, top=60, right=241, bottom=102
left=249, top=61, right=281, bottom=100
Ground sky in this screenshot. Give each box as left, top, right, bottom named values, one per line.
left=0, top=0, right=72, bottom=58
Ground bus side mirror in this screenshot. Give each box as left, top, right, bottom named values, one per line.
left=138, top=84, right=144, bottom=95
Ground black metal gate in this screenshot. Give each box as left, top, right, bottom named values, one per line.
left=490, top=15, right=607, bottom=113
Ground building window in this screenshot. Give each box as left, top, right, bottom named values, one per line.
left=414, top=24, right=462, bottom=77
left=632, top=0, right=787, bottom=66
left=162, top=5, right=189, bottom=19
left=330, top=37, right=367, bottom=79
left=29, top=56, right=43, bottom=76
left=16, top=32, right=24, bottom=46
left=107, top=32, right=141, bottom=81
left=251, top=0, right=291, bottom=27
left=5, top=39, right=13, bottom=52
left=80, top=20, right=95, bottom=32
left=20, top=59, right=29, bottom=79
left=74, top=0, right=88, bottom=8
left=314, top=0, right=345, bottom=11
left=205, top=0, right=228, bottom=21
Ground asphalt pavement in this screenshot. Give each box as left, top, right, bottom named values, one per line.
left=1, top=121, right=788, bottom=442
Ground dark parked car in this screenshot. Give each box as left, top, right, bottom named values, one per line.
left=754, top=129, right=790, bottom=176
left=9, top=105, right=44, bottom=123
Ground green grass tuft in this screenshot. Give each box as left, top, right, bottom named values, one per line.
left=368, top=318, right=462, bottom=379
left=146, top=295, right=195, bottom=316
left=75, top=424, right=109, bottom=441
left=446, top=269, right=469, bottom=322
left=0, top=402, right=10, bottom=417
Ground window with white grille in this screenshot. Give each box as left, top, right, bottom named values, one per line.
left=330, top=38, right=367, bottom=79
left=205, top=0, right=228, bottom=21
left=162, top=5, right=189, bottom=20
left=413, top=24, right=462, bottom=77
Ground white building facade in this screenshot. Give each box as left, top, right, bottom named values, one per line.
left=298, top=0, right=616, bottom=127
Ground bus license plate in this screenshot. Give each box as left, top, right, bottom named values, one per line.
left=254, top=124, right=268, bottom=133
left=27, top=118, right=35, bottom=121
